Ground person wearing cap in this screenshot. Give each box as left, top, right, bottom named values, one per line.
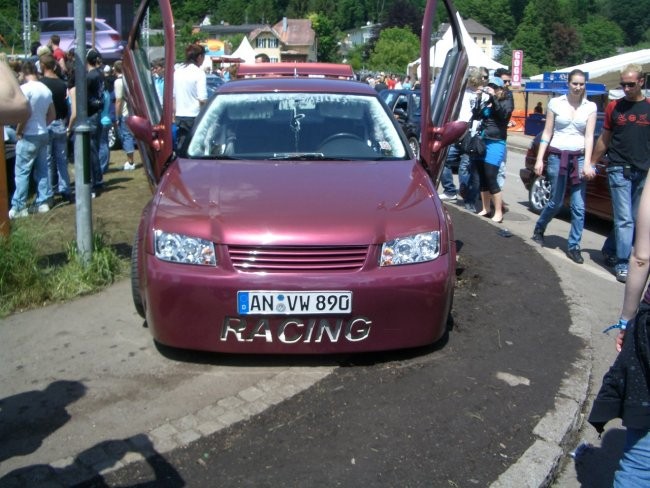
left=473, top=75, right=513, bottom=223
left=494, top=67, right=513, bottom=213
left=173, top=43, right=208, bottom=150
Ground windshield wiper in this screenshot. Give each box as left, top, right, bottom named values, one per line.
left=270, top=152, right=350, bottom=161
left=188, top=154, right=241, bottom=160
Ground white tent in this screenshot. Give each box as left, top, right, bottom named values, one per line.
left=231, top=36, right=257, bottom=64
left=529, top=49, right=650, bottom=89
left=408, top=21, right=506, bottom=78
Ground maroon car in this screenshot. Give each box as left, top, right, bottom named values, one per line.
left=519, top=134, right=612, bottom=221
left=123, top=0, right=468, bottom=353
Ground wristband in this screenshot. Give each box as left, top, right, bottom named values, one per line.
left=603, top=318, right=628, bottom=333
left=540, top=139, right=550, bottom=145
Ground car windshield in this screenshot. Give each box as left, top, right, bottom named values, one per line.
left=187, top=92, right=408, bottom=160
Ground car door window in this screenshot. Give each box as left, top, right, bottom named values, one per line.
left=129, top=22, right=163, bottom=127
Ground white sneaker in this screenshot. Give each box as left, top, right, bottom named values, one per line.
left=123, top=162, right=136, bottom=171
left=37, top=203, right=50, bottom=214
left=8, top=207, right=28, bottom=219
left=439, top=193, right=457, bottom=202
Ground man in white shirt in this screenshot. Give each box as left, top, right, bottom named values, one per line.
left=173, top=44, right=208, bottom=150
left=10, top=61, right=55, bottom=218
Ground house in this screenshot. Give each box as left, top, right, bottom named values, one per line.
left=461, top=18, right=495, bottom=58
left=200, top=18, right=316, bottom=63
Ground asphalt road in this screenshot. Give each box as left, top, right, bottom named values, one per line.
left=0, top=143, right=624, bottom=487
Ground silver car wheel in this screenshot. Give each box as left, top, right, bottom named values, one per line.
left=108, top=125, right=117, bottom=150
left=408, top=136, right=420, bottom=160
left=529, top=175, right=551, bottom=214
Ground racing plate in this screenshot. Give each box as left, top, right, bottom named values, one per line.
left=237, top=291, right=352, bottom=315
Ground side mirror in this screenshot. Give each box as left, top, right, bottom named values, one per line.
left=435, top=120, right=468, bottom=148
left=126, top=115, right=154, bottom=146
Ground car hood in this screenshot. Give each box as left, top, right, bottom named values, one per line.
left=151, top=159, right=441, bottom=246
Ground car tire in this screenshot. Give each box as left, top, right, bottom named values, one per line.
left=408, top=136, right=420, bottom=159
left=131, top=229, right=146, bottom=319
left=108, top=125, right=121, bottom=151
left=528, top=175, right=551, bottom=214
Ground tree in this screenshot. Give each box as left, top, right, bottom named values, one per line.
left=604, top=0, right=650, bottom=45
left=333, top=0, right=369, bottom=32
left=287, top=0, right=310, bottom=18
left=309, top=13, right=341, bottom=62
left=550, top=22, right=582, bottom=67
left=382, top=0, right=421, bottom=35
left=578, top=15, right=623, bottom=62
left=453, top=0, right=516, bottom=41
left=368, top=26, right=420, bottom=74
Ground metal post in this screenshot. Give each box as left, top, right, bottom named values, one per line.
left=74, top=0, right=93, bottom=264
left=22, top=0, right=30, bottom=57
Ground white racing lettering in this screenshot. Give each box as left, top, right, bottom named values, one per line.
left=221, top=317, right=372, bottom=343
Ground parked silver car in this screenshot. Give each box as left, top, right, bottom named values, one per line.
left=39, top=17, right=124, bottom=62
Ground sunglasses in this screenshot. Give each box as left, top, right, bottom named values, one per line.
left=620, top=81, right=639, bottom=88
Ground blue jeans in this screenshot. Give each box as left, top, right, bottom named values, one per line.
left=534, top=153, right=586, bottom=250
left=459, top=154, right=479, bottom=210
left=614, top=428, right=650, bottom=488
left=48, top=120, right=70, bottom=195
left=498, top=146, right=508, bottom=189
left=602, top=165, right=647, bottom=270
left=99, top=124, right=110, bottom=174
left=87, top=113, right=104, bottom=189
left=118, top=116, right=135, bottom=154
left=440, top=145, right=459, bottom=195
left=12, top=133, right=52, bottom=210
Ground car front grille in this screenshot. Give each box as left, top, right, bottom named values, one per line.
left=229, top=245, right=368, bottom=272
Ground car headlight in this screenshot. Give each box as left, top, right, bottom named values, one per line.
left=380, top=231, right=440, bottom=266
left=154, top=230, right=216, bottom=266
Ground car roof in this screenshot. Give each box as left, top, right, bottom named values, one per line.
left=217, top=77, right=376, bottom=96
left=236, top=62, right=355, bottom=80
left=40, top=17, right=109, bottom=22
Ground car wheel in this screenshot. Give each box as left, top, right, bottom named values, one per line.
left=131, top=229, right=146, bottom=319
left=108, top=125, right=117, bottom=150
left=408, top=136, right=420, bottom=159
left=528, top=175, right=552, bottom=214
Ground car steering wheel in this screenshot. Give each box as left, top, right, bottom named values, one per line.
left=319, top=132, right=364, bottom=147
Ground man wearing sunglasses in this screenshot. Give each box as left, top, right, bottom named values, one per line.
left=590, top=64, right=650, bottom=283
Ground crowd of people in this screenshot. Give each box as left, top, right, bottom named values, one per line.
left=2, top=35, right=139, bottom=219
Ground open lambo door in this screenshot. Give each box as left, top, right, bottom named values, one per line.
left=420, top=0, right=469, bottom=184
left=122, top=0, right=175, bottom=187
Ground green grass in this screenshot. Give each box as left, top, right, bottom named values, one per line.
left=0, top=220, right=126, bottom=317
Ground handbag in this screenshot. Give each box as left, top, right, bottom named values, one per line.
left=460, top=131, right=486, bottom=159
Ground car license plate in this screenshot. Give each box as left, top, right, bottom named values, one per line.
left=237, top=291, right=352, bottom=315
